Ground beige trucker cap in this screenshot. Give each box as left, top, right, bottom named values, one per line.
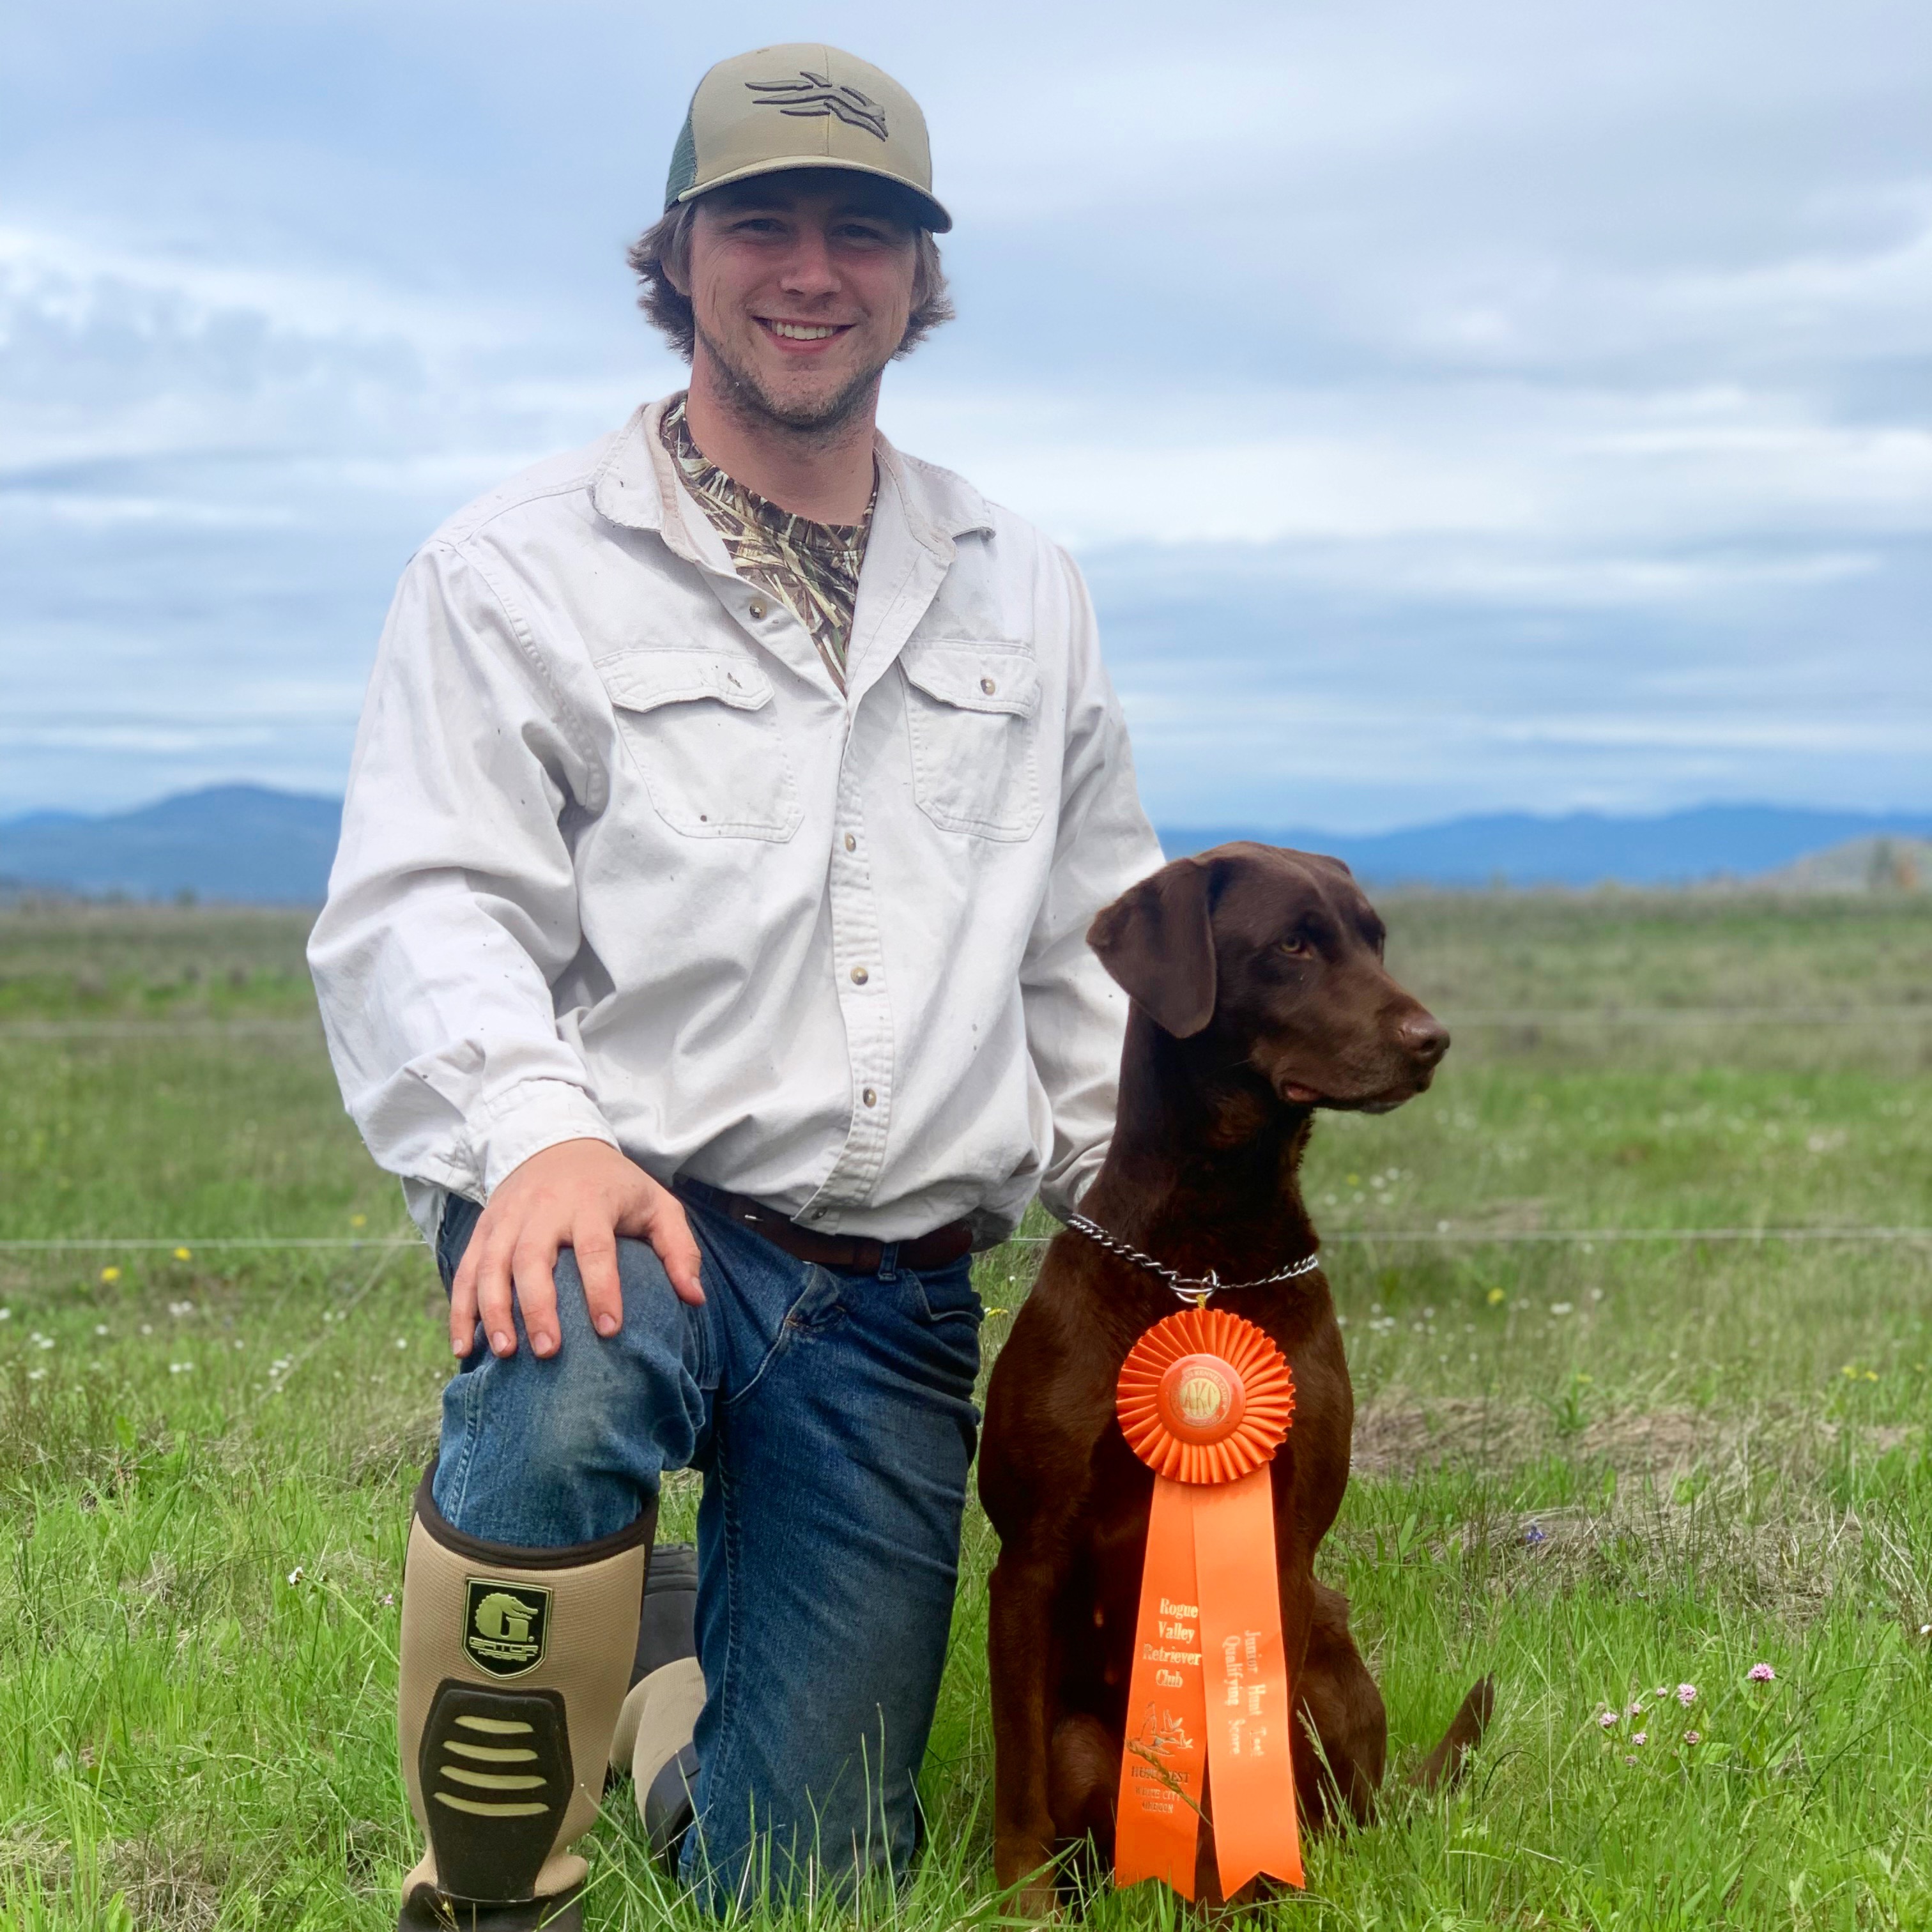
left=664, top=43, right=951, bottom=232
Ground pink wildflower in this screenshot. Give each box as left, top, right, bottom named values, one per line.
left=1598, top=1712, right=1617, bottom=1730
left=1676, top=1683, right=1698, bottom=1706
left=1748, top=1662, right=1775, bottom=1683
left=1627, top=1699, right=1644, bottom=1716
left=1631, top=1731, right=1647, bottom=1747
left=1683, top=1731, right=1701, bottom=1746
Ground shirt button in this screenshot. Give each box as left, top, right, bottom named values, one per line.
left=843, top=832, right=856, bottom=852
left=850, top=965, right=869, bottom=985
left=862, top=1087, right=878, bottom=1108
left=980, top=677, right=996, bottom=694
left=749, top=598, right=767, bottom=620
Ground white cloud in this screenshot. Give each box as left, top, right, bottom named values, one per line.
left=887, top=378, right=1932, bottom=561
left=1, top=0, right=1928, bottom=822
left=0, top=223, right=487, bottom=348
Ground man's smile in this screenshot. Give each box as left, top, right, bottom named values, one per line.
left=757, top=317, right=854, bottom=346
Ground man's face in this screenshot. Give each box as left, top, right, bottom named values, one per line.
left=682, top=171, right=920, bottom=432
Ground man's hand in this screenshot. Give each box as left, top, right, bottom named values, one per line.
left=448, top=1139, right=703, bottom=1360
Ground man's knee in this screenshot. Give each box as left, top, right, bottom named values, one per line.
left=550, top=1234, right=688, bottom=1348
left=433, top=1235, right=707, bottom=1544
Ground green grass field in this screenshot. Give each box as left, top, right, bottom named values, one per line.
left=3, top=893, right=1931, bottom=1929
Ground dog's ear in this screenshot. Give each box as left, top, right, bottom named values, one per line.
left=1087, top=859, right=1216, bottom=1038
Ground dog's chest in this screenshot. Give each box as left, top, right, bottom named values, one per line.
left=1061, top=1310, right=1352, bottom=1689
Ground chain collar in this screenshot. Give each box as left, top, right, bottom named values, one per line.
left=1063, top=1211, right=1322, bottom=1304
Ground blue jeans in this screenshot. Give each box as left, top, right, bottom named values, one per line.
left=431, top=1183, right=983, bottom=1906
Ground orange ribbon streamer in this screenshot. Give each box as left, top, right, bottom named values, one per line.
left=1113, top=1306, right=1303, bottom=1899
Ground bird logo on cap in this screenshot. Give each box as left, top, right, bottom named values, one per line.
left=746, top=70, right=889, bottom=141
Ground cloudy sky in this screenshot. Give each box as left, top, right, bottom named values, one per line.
left=4, top=0, right=1928, bottom=829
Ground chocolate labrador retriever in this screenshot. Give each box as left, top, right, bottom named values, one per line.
left=979, top=843, right=1491, bottom=1910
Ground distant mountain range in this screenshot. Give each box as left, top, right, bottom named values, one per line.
left=1161, top=806, right=1932, bottom=887
left=0, top=786, right=342, bottom=905
left=4, top=787, right=1931, bottom=904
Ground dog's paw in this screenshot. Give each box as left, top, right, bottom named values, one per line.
left=1008, top=1879, right=1061, bottom=1922
left=994, top=1840, right=1062, bottom=1920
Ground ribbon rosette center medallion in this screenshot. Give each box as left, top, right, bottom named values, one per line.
left=1113, top=1305, right=1304, bottom=1897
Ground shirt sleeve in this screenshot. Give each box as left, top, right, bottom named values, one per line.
left=306, top=539, right=620, bottom=1202
left=1020, top=546, right=1165, bottom=1221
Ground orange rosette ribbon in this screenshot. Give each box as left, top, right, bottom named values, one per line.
left=1112, top=1306, right=1303, bottom=1899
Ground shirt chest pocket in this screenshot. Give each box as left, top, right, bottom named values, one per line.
left=596, top=652, right=802, bottom=841
left=900, top=644, right=1044, bottom=841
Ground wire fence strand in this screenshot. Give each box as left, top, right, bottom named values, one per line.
left=6, top=1225, right=1929, bottom=1255
left=0, top=1236, right=420, bottom=1252
left=0, top=1018, right=319, bottom=1039
left=1006, top=1225, right=1932, bottom=1246
left=5, top=1006, right=1931, bottom=1044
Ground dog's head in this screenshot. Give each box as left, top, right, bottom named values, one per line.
left=1089, top=842, right=1448, bottom=1112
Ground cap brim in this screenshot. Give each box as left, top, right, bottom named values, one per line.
left=676, top=155, right=951, bottom=233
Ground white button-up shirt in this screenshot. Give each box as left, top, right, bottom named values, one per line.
left=309, top=396, right=1162, bottom=1245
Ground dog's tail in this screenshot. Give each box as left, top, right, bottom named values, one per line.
left=1409, top=1676, right=1494, bottom=1793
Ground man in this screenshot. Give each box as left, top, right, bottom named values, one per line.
left=310, top=41, right=1160, bottom=1930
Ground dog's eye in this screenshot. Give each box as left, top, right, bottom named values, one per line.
left=1277, top=937, right=1310, bottom=958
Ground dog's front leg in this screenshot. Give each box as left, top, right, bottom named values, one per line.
left=988, top=1547, right=1068, bottom=1913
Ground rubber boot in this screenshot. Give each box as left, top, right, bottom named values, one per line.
left=396, top=1469, right=653, bottom=1931
left=608, top=1543, right=704, bottom=1871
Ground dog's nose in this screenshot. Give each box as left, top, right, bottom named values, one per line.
left=1399, top=1012, right=1451, bottom=1066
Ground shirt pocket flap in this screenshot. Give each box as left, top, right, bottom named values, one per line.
left=597, top=652, right=776, bottom=717
left=900, top=645, right=1041, bottom=719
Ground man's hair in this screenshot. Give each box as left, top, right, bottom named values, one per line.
left=627, top=190, right=954, bottom=362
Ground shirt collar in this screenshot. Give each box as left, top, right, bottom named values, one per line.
left=593, top=393, right=995, bottom=562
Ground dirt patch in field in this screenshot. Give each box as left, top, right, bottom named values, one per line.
left=0, top=1823, right=71, bottom=1890
left=1352, top=1399, right=1525, bottom=1475
left=1579, top=1407, right=1711, bottom=1469
left=0, top=1832, right=222, bottom=1930
left=102, top=1837, right=224, bottom=1932
left=1341, top=1406, right=1926, bottom=1620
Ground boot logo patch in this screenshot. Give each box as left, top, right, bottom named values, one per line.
left=462, top=1578, right=551, bottom=1677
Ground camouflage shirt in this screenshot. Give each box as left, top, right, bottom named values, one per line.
left=660, top=394, right=875, bottom=691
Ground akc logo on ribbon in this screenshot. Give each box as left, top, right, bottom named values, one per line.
left=1114, top=1307, right=1303, bottom=1898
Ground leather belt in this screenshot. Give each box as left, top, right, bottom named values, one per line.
left=679, top=1181, right=975, bottom=1276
